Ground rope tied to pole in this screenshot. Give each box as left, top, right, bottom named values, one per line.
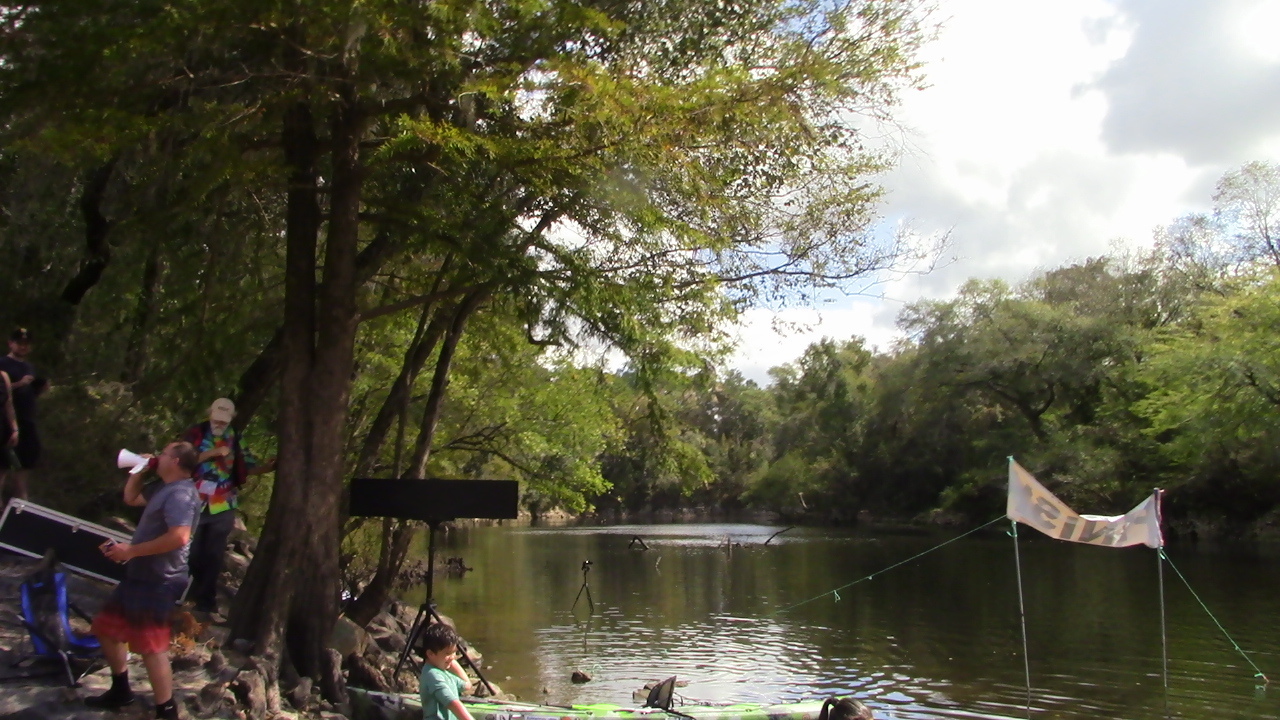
left=773, top=516, right=1004, bottom=615
left=1160, top=548, right=1270, bottom=686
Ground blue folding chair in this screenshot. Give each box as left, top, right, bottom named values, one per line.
left=18, top=567, right=102, bottom=686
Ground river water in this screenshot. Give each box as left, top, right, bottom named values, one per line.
left=401, top=523, right=1279, bottom=720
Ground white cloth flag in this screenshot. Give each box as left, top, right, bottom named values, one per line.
left=1007, top=459, right=1163, bottom=548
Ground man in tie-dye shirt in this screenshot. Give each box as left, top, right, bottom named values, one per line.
left=181, top=398, right=275, bottom=615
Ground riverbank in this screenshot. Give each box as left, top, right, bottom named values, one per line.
left=0, top=518, right=501, bottom=720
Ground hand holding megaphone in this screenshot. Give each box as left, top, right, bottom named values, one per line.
left=116, top=449, right=154, bottom=474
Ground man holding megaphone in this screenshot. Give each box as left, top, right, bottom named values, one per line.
left=86, top=441, right=200, bottom=719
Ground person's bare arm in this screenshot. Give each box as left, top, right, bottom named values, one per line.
left=446, top=699, right=475, bottom=720
left=103, top=525, right=191, bottom=563
left=246, top=457, right=277, bottom=476
left=198, top=446, right=231, bottom=462
left=447, top=658, right=472, bottom=694
left=2, top=373, right=15, bottom=448
left=121, top=462, right=153, bottom=507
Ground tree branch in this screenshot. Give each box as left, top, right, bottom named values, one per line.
left=60, top=157, right=119, bottom=305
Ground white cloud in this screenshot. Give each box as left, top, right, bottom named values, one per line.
left=728, top=300, right=901, bottom=385
left=1233, top=0, right=1280, bottom=64
left=1097, top=0, right=1280, bottom=162
left=729, top=0, right=1280, bottom=383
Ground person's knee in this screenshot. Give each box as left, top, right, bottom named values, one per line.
left=99, top=635, right=125, bottom=655
left=140, top=650, right=171, bottom=669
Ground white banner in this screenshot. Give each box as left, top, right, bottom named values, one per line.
left=1007, top=459, right=1163, bottom=548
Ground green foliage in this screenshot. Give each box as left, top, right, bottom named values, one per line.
left=1134, top=272, right=1280, bottom=520
left=742, top=451, right=821, bottom=515
left=1139, top=273, right=1280, bottom=449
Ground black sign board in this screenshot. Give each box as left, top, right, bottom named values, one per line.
left=348, top=478, right=519, bottom=523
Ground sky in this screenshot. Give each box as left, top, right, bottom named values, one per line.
left=728, top=0, right=1280, bottom=384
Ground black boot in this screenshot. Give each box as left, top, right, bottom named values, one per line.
left=84, top=670, right=136, bottom=709
left=154, top=697, right=179, bottom=719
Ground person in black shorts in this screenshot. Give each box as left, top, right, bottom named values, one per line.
left=0, top=327, right=45, bottom=504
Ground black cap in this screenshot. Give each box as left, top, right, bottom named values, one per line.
left=10, top=327, right=31, bottom=342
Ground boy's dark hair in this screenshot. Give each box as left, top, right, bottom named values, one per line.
left=420, top=621, right=461, bottom=654
left=824, top=698, right=873, bottom=720
left=171, top=442, right=200, bottom=475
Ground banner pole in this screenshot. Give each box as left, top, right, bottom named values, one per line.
left=1158, top=546, right=1169, bottom=718
left=1156, top=489, right=1170, bottom=719
left=1011, top=520, right=1032, bottom=719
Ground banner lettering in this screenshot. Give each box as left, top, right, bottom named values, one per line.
left=1007, top=460, right=1162, bottom=548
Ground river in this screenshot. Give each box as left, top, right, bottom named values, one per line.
left=400, top=522, right=1279, bottom=720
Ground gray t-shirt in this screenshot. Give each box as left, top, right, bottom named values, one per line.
left=126, top=478, right=201, bottom=584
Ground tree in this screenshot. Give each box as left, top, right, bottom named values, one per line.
left=747, top=338, right=873, bottom=518
left=1214, top=160, right=1280, bottom=268
left=681, top=371, right=776, bottom=509
left=1153, top=161, right=1280, bottom=291
left=342, top=307, right=621, bottom=623
left=884, top=258, right=1190, bottom=517
left=1136, top=272, right=1280, bottom=521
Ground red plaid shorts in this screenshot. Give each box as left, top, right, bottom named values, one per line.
left=91, top=578, right=183, bottom=655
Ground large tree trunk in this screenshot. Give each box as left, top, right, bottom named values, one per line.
left=346, top=331, right=433, bottom=627
left=342, top=297, right=449, bottom=627
left=285, top=98, right=365, bottom=681
left=227, top=99, right=321, bottom=656
left=343, top=519, right=417, bottom=626
left=40, top=158, right=118, bottom=370
left=352, top=293, right=450, bottom=477
left=230, top=95, right=367, bottom=696
left=60, top=158, right=118, bottom=306
left=232, top=234, right=405, bottom=430
left=232, top=327, right=284, bottom=430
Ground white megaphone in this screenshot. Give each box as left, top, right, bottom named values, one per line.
left=116, top=449, right=151, bottom=474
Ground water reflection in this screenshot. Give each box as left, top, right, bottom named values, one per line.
left=401, top=523, right=1280, bottom=720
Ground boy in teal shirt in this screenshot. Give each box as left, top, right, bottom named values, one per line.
left=419, top=622, right=475, bottom=720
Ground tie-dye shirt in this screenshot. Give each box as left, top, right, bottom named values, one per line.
left=184, top=423, right=258, bottom=515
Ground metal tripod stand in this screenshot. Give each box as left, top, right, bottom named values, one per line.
left=572, top=559, right=594, bottom=613
left=392, top=520, right=497, bottom=696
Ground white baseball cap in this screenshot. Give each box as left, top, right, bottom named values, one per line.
left=209, top=398, right=236, bottom=424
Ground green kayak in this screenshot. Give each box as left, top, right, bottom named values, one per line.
left=349, top=689, right=832, bottom=720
